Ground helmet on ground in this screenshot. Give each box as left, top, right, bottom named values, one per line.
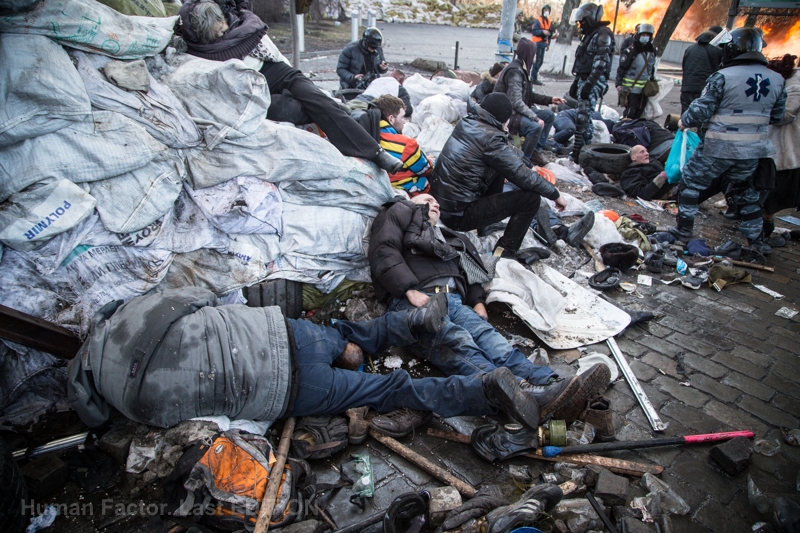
left=362, top=27, right=383, bottom=49
left=636, top=23, right=655, bottom=36
left=720, top=27, right=763, bottom=63
left=570, top=3, right=603, bottom=28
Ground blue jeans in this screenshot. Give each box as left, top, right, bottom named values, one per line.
left=552, top=115, right=576, bottom=145
left=519, top=108, right=555, bottom=159
left=287, top=311, right=494, bottom=417
left=532, top=45, right=547, bottom=81
left=389, top=294, right=556, bottom=385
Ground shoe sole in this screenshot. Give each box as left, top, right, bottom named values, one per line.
left=487, top=368, right=540, bottom=429
left=551, top=365, right=611, bottom=422
left=539, top=375, right=582, bottom=420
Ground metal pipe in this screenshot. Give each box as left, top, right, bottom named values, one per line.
left=13, top=432, right=89, bottom=459
left=607, top=337, right=669, bottom=432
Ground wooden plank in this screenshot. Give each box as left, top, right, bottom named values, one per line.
left=0, top=303, right=81, bottom=360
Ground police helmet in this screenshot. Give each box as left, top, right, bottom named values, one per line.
left=571, top=3, right=604, bottom=28
left=361, top=27, right=383, bottom=49
left=721, top=27, right=763, bottom=63
left=636, top=23, right=655, bottom=36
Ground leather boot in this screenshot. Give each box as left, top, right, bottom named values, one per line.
left=722, top=193, right=740, bottom=220
left=407, top=293, right=448, bottom=333
left=535, top=205, right=559, bottom=246
left=551, top=364, right=611, bottom=423
left=565, top=211, right=595, bottom=247
left=519, top=375, right=581, bottom=420
left=373, top=148, right=404, bottom=174
left=580, top=396, right=616, bottom=442
left=747, top=236, right=772, bottom=256
left=346, top=406, right=371, bottom=444
left=668, top=215, right=694, bottom=241
left=471, top=422, right=540, bottom=462
left=483, top=367, right=540, bottom=429
left=369, top=408, right=432, bottom=438
left=763, top=218, right=775, bottom=238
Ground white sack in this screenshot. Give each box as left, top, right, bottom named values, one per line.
left=416, top=116, right=454, bottom=159
left=485, top=259, right=567, bottom=333
left=26, top=213, right=98, bottom=275
left=277, top=203, right=368, bottom=259
left=401, top=122, right=420, bottom=138
left=583, top=212, right=627, bottom=250
left=599, top=105, right=620, bottom=122
left=187, top=176, right=282, bottom=235
left=430, top=76, right=471, bottom=102
left=0, top=180, right=97, bottom=251
left=591, top=119, right=611, bottom=144
left=71, top=51, right=202, bottom=149
left=0, top=0, right=176, bottom=59
left=83, top=191, right=230, bottom=253
left=90, top=149, right=186, bottom=234
left=403, top=73, right=450, bottom=107
left=644, top=79, right=674, bottom=120
left=543, top=162, right=592, bottom=187
left=412, top=94, right=460, bottom=126
left=0, top=111, right=167, bottom=202
left=166, top=57, right=270, bottom=149
left=0, top=34, right=91, bottom=148
left=160, top=241, right=267, bottom=296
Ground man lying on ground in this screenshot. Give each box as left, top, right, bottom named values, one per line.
left=619, top=145, right=674, bottom=200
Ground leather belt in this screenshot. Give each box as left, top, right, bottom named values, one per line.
left=426, top=285, right=452, bottom=294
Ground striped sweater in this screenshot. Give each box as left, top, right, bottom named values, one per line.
left=379, top=120, right=433, bottom=196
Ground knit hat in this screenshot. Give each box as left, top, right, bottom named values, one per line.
left=481, top=93, right=513, bottom=123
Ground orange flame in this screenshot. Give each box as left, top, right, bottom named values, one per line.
left=601, top=0, right=799, bottom=57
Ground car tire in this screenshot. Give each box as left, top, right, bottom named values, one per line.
left=244, top=279, right=304, bottom=319
left=578, top=143, right=632, bottom=175
left=0, top=437, right=27, bottom=533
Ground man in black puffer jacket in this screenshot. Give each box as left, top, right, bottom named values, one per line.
left=619, top=145, right=672, bottom=200
left=430, top=93, right=567, bottom=258
left=680, top=27, right=723, bottom=113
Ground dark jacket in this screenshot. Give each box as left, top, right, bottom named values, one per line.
left=681, top=32, right=723, bottom=93
left=471, top=71, right=498, bottom=104
left=178, top=0, right=267, bottom=61
left=337, top=40, right=388, bottom=89
left=430, top=106, right=560, bottom=214
left=493, top=58, right=554, bottom=135
left=369, top=199, right=487, bottom=306
left=619, top=160, right=669, bottom=200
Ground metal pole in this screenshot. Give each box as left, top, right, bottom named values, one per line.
left=726, top=0, right=740, bottom=29
left=607, top=337, right=669, bottom=432
left=297, top=13, right=305, bottom=53
left=367, top=10, right=375, bottom=28
left=611, top=0, right=621, bottom=34
left=351, top=10, right=360, bottom=42
left=454, top=40, right=459, bottom=70
left=495, top=0, right=515, bottom=63
left=290, top=0, right=300, bottom=68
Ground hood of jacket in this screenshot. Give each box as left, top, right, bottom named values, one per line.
left=179, top=0, right=267, bottom=61
left=696, top=31, right=716, bottom=44
left=481, top=71, right=499, bottom=84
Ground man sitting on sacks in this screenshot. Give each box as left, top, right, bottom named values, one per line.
left=177, top=0, right=403, bottom=174
left=67, top=288, right=548, bottom=432
left=365, top=193, right=611, bottom=437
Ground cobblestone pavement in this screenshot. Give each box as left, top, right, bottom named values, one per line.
left=301, top=23, right=800, bottom=533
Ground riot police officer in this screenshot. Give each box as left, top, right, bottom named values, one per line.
left=570, top=3, right=615, bottom=160
left=338, top=28, right=389, bottom=89
left=672, top=28, right=787, bottom=254
left=616, top=23, right=656, bottom=119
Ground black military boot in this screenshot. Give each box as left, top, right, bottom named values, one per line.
left=668, top=215, right=694, bottom=241
left=535, top=205, right=559, bottom=246
left=407, top=293, right=449, bottom=333
left=483, top=367, right=540, bottom=429
left=565, top=211, right=595, bottom=247
left=722, top=193, right=740, bottom=220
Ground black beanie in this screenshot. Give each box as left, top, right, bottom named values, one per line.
left=481, top=93, right=513, bottom=123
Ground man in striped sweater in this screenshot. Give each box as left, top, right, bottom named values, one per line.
left=356, top=95, right=434, bottom=197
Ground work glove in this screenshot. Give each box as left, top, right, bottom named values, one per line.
left=440, top=485, right=507, bottom=531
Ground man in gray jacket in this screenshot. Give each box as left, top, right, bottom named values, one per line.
left=68, top=288, right=544, bottom=430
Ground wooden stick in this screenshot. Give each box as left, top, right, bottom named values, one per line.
left=370, top=430, right=477, bottom=497
left=712, top=256, right=775, bottom=272
left=583, top=243, right=605, bottom=272
left=254, top=417, right=296, bottom=533
left=425, top=428, right=661, bottom=477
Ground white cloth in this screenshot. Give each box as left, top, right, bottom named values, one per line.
left=769, top=70, right=800, bottom=171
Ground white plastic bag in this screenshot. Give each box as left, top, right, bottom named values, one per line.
left=0, top=0, right=176, bottom=59
left=165, top=57, right=270, bottom=149
left=591, top=119, right=611, bottom=144
left=415, top=116, right=454, bottom=158
left=0, top=180, right=97, bottom=251
left=412, top=94, right=460, bottom=126
left=403, top=73, right=450, bottom=107
left=644, top=79, right=674, bottom=120
left=599, top=105, right=620, bottom=122
left=186, top=176, right=283, bottom=235
left=0, top=34, right=91, bottom=148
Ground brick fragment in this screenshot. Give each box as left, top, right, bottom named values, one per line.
left=594, top=469, right=630, bottom=507
left=98, top=425, right=134, bottom=465
left=709, top=436, right=753, bottom=475
left=21, top=454, right=68, bottom=499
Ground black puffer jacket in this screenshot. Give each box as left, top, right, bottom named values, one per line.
left=619, top=160, right=668, bottom=200
left=681, top=32, right=723, bottom=93
left=368, top=199, right=487, bottom=306
left=430, top=107, right=560, bottom=214
left=337, top=40, right=388, bottom=88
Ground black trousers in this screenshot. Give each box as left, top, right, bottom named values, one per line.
left=260, top=61, right=381, bottom=160
left=680, top=92, right=701, bottom=115
left=623, top=92, right=648, bottom=119
left=441, top=175, right=541, bottom=253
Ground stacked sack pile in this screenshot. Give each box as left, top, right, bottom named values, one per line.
left=0, top=0, right=395, bottom=426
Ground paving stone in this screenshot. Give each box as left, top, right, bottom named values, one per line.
left=617, top=412, right=656, bottom=441
left=615, top=337, right=648, bottom=357
left=614, top=380, right=671, bottom=410
left=661, top=402, right=721, bottom=434
left=621, top=516, right=657, bottom=533
left=703, top=399, right=769, bottom=438
left=729, top=345, right=774, bottom=368
left=762, top=370, right=800, bottom=401
left=770, top=346, right=800, bottom=373
left=726, top=318, right=771, bottom=340
left=382, top=453, right=433, bottom=486
left=434, top=440, right=501, bottom=487
left=681, top=352, right=729, bottom=379
left=21, top=455, right=69, bottom=499
left=98, top=425, right=134, bottom=465
left=708, top=436, right=753, bottom=475
left=603, top=386, right=639, bottom=414
left=636, top=335, right=685, bottom=357
left=664, top=332, right=715, bottom=356
left=371, top=475, right=416, bottom=512
left=658, top=315, right=699, bottom=334
left=711, top=351, right=769, bottom=379
left=772, top=393, right=800, bottom=417
left=693, top=500, right=753, bottom=533
left=672, top=452, right=740, bottom=505
left=772, top=362, right=800, bottom=388
left=657, top=465, right=708, bottom=510
left=689, top=373, right=741, bottom=403
left=722, top=372, right=776, bottom=402
left=594, top=469, right=630, bottom=507
left=652, top=375, right=709, bottom=408
left=694, top=331, right=737, bottom=351
left=639, top=322, right=672, bottom=338
left=724, top=329, right=771, bottom=352
left=737, top=395, right=800, bottom=428
left=640, top=352, right=680, bottom=378
left=629, top=359, right=659, bottom=382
